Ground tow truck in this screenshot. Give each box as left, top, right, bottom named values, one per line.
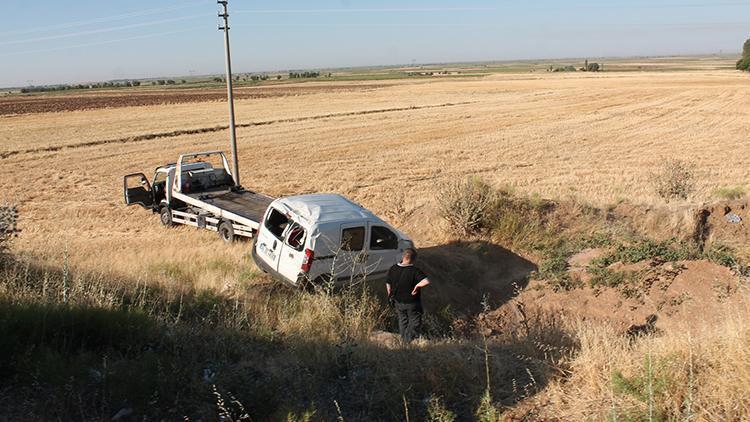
left=123, top=150, right=273, bottom=242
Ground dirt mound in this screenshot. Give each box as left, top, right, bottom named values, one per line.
left=478, top=259, right=745, bottom=337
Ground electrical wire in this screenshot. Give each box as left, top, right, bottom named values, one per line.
left=0, top=1, right=205, bottom=37
left=0, top=28, right=199, bottom=58
left=0, top=15, right=204, bottom=46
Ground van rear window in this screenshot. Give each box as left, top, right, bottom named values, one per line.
left=265, top=208, right=289, bottom=239
left=286, top=223, right=306, bottom=251
left=341, top=227, right=365, bottom=251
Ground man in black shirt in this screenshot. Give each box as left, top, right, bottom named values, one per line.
left=386, top=248, right=430, bottom=343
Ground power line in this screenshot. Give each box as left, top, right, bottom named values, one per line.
left=0, top=28, right=198, bottom=58
left=0, top=1, right=205, bottom=37
left=232, top=2, right=750, bottom=14
left=234, top=7, right=499, bottom=14
left=0, top=15, right=203, bottom=46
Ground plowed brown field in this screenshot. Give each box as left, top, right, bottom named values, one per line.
left=0, top=83, right=386, bottom=115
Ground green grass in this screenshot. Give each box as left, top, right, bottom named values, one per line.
left=713, top=186, right=746, bottom=200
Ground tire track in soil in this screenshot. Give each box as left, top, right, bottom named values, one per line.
left=0, top=101, right=475, bottom=160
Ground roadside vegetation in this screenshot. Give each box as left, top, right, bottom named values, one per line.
left=736, top=38, right=750, bottom=71
left=0, top=205, right=566, bottom=420
left=3, top=165, right=750, bottom=420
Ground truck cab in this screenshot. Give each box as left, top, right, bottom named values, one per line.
left=252, top=193, right=414, bottom=287
left=124, top=160, right=217, bottom=222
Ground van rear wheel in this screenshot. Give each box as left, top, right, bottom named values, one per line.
left=218, top=221, right=235, bottom=243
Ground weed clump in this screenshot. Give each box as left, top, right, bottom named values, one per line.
left=650, top=159, right=696, bottom=202
left=594, top=238, right=697, bottom=268
left=437, top=176, right=496, bottom=236
left=427, top=395, right=456, bottom=422
left=713, top=186, right=745, bottom=200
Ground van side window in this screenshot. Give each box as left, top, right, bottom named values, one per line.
left=370, top=226, right=398, bottom=250
left=265, top=208, right=289, bottom=239
left=286, top=223, right=306, bottom=251
left=341, top=227, right=365, bottom=251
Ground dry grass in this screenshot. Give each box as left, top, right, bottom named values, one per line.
left=529, top=296, right=750, bottom=421
left=2, top=59, right=750, bottom=419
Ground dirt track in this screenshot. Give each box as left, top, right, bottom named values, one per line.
left=0, top=83, right=387, bottom=115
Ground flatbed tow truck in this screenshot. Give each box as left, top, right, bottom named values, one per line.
left=124, top=150, right=273, bottom=242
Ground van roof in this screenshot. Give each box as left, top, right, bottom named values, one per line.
left=277, top=193, right=379, bottom=225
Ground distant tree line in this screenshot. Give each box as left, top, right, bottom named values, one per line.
left=547, top=59, right=602, bottom=73
left=20, top=80, right=142, bottom=93
left=150, top=80, right=183, bottom=86
left=737, top=38, right=750, bottom=71
left=289, top=71, right=321, bottom=79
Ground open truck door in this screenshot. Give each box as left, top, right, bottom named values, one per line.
left=123, top=173, right=154, bottom=209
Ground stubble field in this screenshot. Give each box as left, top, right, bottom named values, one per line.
left=2, top=67, right=749, bottom=280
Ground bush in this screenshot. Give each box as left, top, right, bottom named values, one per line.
left=0, top=203, right=18, bottom=257
left=650, top=159, right=696, bottom=202
left=737, top=39, right=750, bottom=71
left=436, top=177, right=496, bottom=236
left=426, top=395, right=456, bottom=422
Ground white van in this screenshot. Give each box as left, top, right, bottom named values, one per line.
left=252, top=193, right=414, bottom=287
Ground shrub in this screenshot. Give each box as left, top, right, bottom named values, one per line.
left=426, top=395, right=456, bottom=422
left=650, top=159, right=696, bottom=202
left=0, top=203, right=18, bottom=257
left=436, top=177, right=496, bottom=236
left=713, top=186, right=745, bottom=200
left=475, top=389, right=501, bottom=422
left=737, top=38, right=750, bottom=71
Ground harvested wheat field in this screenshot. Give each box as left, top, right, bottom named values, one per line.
left=2, top=70, right=750, bottom=272
left=2, top=65, right=750, bottom=420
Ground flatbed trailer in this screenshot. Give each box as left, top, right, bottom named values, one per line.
left=124, top=151, right=274, bottom=242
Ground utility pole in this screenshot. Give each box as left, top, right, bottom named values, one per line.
left=218, top=0, right=240, bottom=187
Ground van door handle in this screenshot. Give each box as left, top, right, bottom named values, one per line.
left=288, top=253, right=294, bottom=258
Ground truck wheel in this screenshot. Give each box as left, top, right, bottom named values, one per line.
left=159, top=207, right=173, bottom=227
left=218, top=221, right=234, bottom=243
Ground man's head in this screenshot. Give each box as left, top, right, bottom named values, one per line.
left=402, top=248, right=418, bottom=264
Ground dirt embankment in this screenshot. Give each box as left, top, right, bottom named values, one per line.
left=499, top=259, right=743, bottom=334
left=0, top=83, right=387, bottom=115
left=407, top=198, right=749, bottom=338
left=608, top=199, right=750, bottom=255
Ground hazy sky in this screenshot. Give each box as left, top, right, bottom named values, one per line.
left=1, top=0, right=749, bottom=87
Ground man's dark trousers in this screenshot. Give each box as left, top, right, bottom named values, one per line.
left=395, top=301, right=422, bottom=343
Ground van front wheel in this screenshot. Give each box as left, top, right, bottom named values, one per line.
left=218, top=221, right=235, bottom=243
